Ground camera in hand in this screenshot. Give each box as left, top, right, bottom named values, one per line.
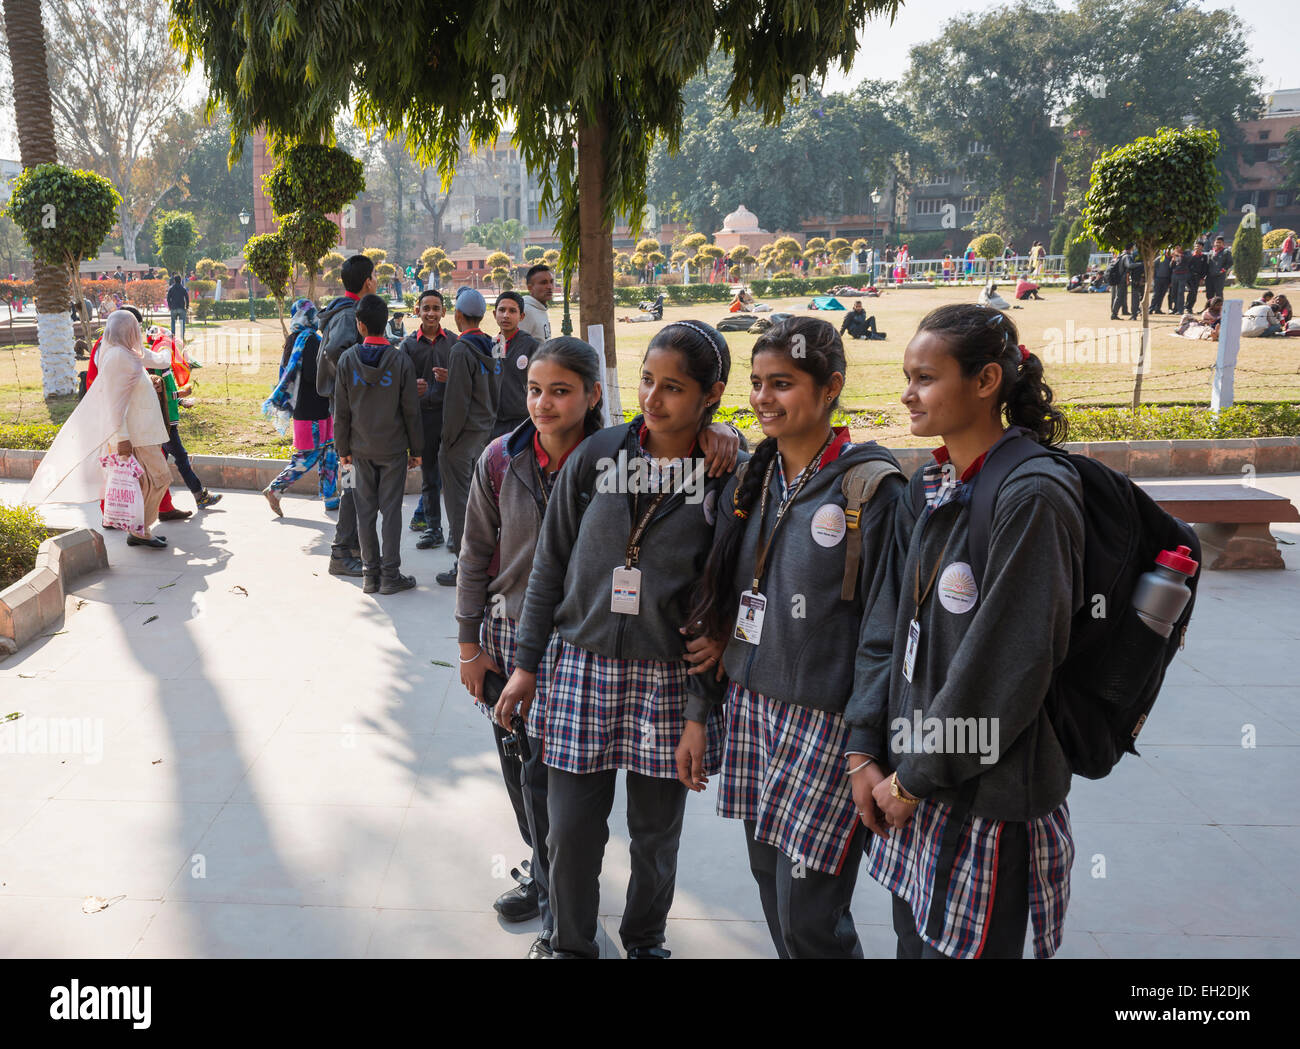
left=483, top=670, right=532, bottom=761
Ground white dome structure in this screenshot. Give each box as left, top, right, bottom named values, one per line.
left=713, top=204, right=773, bottom=252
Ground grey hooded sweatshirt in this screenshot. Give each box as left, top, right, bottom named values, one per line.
left=844, top=446, right=1085, bottom=822
left=333, top=342, right=422, bottom=461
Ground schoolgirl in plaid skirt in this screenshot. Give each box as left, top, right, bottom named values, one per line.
left=497, top=320, right=742, bottom=960
left=455, top=337, right=607, bottom=957
left=682, top=317, right=905, bottom=958
left=844, top=304, right=1084, bottom=958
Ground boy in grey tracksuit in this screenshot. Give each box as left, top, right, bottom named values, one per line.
left=438, top=288, right=501, bottom=583
left=335, top=294, right=422, bottom=594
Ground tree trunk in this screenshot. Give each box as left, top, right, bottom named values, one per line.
left=577, top=103, right=618, bottom=419
left=5, top=0, right=76, bottom=396
left=1131, top=245, right=1155, bottom=411
left=119, top=203, right=139, bottom=262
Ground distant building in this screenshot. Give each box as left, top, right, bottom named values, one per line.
left=1224, top=88, right=1300, bottom=239
left=0, top=158, right=21, bottom=204
left=713, top=205, right=773, bottom=253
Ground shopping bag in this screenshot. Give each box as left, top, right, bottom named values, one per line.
left=100, top=453, right=145, bottom=533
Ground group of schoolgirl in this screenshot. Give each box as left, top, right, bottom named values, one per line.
left=453, top=302, right=1083, bottom=960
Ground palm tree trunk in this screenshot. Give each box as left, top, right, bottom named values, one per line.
left=4, top=0, right=76, bottom=397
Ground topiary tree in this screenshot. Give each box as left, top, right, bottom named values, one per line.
left=523, top=245, right=545, bottom=264
left=681, top=232, right=707, bottom=252
left=634, top=237, right=660, bottom=256
left=1065, top=216, right=1094, bottom=279
left=827, top=238, right=851, bottom=262
left=244, top=230, right=293, bottom=334
left=195, top=257, right=217, bottom=278
left=1232, top=219, right=1262, bottom=288
left=968, top=233, right=1004, bottom=261
left=1082, top=126, right=1221, bottom=409
left=805, top=236, right=827, bottom=253
left=491, top=265, right=509, bottom=286
left=486, top=250, right=512, bottom=272
left=376, top=262, right=396, bottom=280
left=154, top=210, right=200, bottom=278
left=264, top=143, right=363, bottom=301
left=772, top=236, right=802, bottom=269
left=4, top=163, right=120, bottom=395
left=436, top=258, right=454, bottom=281
left=851, top=238, right=868, bottom=252
left=543, top=249, right=560, bottom=266
left=363, top=247, right=387, bottom=264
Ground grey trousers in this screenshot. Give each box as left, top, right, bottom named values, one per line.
left=743, top=818, right=867, bottom=959
left=546, top=767, right=688, bottom=959
left=492, top=718, right=552, bottom=935
left=439, top=430, right=489, bottom=559
left=352, top=453, right=408, bottom=578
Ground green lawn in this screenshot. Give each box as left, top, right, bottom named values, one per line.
left=3, top=281, right=1299, bottom=453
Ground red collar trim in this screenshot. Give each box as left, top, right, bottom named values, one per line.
left=418, top=327, right=443, bottom=343
left=932, top=444, right=988, bottom=482
left=362, top=335, right=389, bottom=345
left=344, top=291, right=361, bottom=301
left=533, top=432, right=578, bottom=472
left=822, top=426, right=852, bottom=468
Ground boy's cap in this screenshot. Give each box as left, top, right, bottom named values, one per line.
left=455, top=287, right=486, bottom=316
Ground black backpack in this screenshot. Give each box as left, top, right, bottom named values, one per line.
left=963, top=429, right=1201, bottom=779
left=1105, top=257, right=1124, bottom=285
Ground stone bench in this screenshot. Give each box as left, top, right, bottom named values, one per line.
left=1139, top=483, right=1300, bottom=569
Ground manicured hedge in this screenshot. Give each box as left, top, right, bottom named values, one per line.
left=1062, top=403, right=1300, bottom=440
left=0, top=500, right=46, bottom=589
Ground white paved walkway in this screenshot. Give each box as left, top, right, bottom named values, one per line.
left=1, top=474, right=1297, bottom=958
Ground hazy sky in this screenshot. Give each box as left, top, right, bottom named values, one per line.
left=1, top=0, right=1297, bottom=159
left=824, top=0, right=1299, bottom=95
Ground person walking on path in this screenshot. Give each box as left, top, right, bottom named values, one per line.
left=166, top=276, right=189, bottom=342
left=148, top=327, right=220, bottom=512
left=262, top=299, right=338, bottom=515
left=1206, top=235, right=1233, bottom=302
left=315, top=254, right=377, bottom=578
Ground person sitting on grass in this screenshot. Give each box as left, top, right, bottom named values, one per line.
left=1015, top=276, right=1042, bottom=301
left=978, top=281, right=1012, bottom=310
left=335, top=294, right=423, bottom=595
left=840, top=300, right=881, bottom=340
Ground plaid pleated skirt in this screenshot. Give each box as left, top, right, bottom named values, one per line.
left=867, top=798, right=1074, bottom=959
left=541, top=639, right=726, bottom=778
left=479, top=614, right=560, bottom=740
left=716, top=683, right=863, bottom=876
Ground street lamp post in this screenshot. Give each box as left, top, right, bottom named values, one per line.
left=239, top=209, right=254, bottom=323
left=869, top=188, right=882, bottom=284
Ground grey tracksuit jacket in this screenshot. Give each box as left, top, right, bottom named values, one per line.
left=333, top=343, right=422, bottom=461
left=514, top=419, right=743, bottom=673
left=844, top=451, right=1085, bottom=822
left=314, top=294, right=360, bottom=405
left=683, top=441, right=905, bottom=723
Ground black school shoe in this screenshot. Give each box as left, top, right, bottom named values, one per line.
left=627, top=946, right=671, bottom=959
left=416, top=525, right=444, bottom=550
left=379, top=573, right=417, bottom=595
left=436, top=562, right=458, bottom=587
left=493, top=880, right=540, bottom=922
left=528, top=934, right=554, bottom=959
left=328, top=554, right=364, bottom=577
left=362, top=574, right=380, bottom=594
left=126, top=534, right=167, bottom=549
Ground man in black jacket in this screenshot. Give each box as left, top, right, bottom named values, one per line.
left=1184, top=243, right=1210, bottom=313
left=1123, top=246, right=1144, bottom=319
left=166, top=276, right=189, bottom=341
left=1148, top=249, right=1173, bottom=314
left=400, top=288, right=456, bottom=551
left=840, top=301, right=880, bottom=339
left=1206, top=235, right=1233, bottom=301
left=1108, top=251, right=1129, bottom=320
left=1169, top=247, right=1189, bottom=314
left=316, top=254, right=378, bottom=577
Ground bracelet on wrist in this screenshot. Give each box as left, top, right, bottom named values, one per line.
left=890, top=772, right=919, bottom=805
left=847, top=758, right=875, bottom=776
left=458, top=650, right=482, bottom=664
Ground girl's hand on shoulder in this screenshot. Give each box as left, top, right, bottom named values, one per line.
left=699, top=422, right=740, bottom=478
left=681, top=626, right=726, bottom=680
left=675, top=720, right=710, bottom=792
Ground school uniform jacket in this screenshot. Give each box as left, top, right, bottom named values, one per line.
left=684, top=438, right=905, bottom=722
left=844, top=438, right=1085, bottom=822
left=513, top=418, right=743, bottom=673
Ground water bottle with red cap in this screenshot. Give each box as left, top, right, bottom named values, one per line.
left=1132, top=545, right=1199, bottom=638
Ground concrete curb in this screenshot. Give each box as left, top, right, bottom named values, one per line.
left=1, top=438, right=1298, bottom=494
left=0, top=527, right=108, bottom=657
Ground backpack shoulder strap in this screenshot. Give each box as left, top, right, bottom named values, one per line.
left=484, top=437, right=511, bottom=506
left=968, top=435, right=1055, bottom=588
left=840, top=459, right=904, bottom=600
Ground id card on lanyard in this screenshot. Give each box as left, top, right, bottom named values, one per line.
left=904, top=518, right=959, bottom=682
left=734, top=432, right=834, bottom=646
left=612, top=488, right=670, bottom=615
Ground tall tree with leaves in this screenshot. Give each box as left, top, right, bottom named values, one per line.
left=23, top=0, right=196, bottom=260
left=0, top=0, right=75, bottom=395
left=153, top=210, right=200, bottom=275
left=1082, top=127, right=1221, bottom=409
left=170, top=0, right=900, bottom=384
